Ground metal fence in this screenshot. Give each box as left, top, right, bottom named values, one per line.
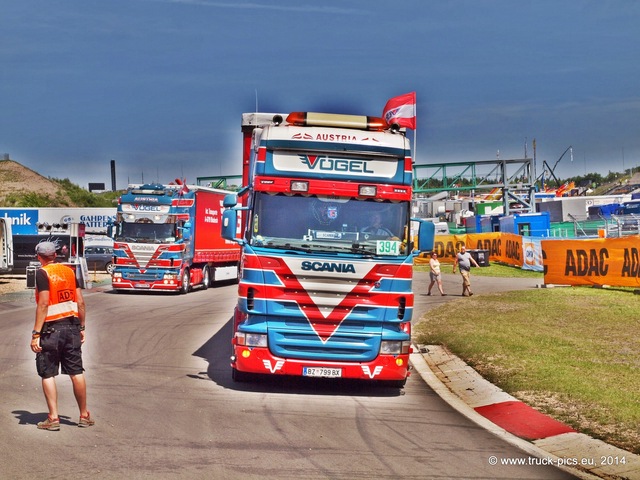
left=560, top=214, right=640, bottom=238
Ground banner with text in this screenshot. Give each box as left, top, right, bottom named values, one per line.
left=541, top=237, right=640, bottom=287
left=415, top=232, right=640, bottom=285
left=415, top=232, right=535, bottom=269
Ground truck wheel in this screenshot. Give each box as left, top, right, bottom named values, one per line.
left=201, top=266, right=210, bottom=290
left=180, top=269, right=190, bottom=294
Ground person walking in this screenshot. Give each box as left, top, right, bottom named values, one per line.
left=30, top=241, right=94, bottom=431
left=427, top=252, right=446, bottom=296
left=452, top=245, right=479, bottom=296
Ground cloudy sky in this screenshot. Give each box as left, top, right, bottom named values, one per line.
left=2, top=0, right=639, bottom=189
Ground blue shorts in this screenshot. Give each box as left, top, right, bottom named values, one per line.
left=35, top=319, right=84, bottom=378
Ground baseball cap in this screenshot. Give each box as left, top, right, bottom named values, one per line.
left=35, top=241, right=57, bottom=256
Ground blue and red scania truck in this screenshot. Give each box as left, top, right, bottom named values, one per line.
left=111, top=182, right=240, bottom=293
left=221, top=111, right=434, bottom=386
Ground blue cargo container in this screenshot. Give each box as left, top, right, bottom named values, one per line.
left=499, top=212, right=550, bottom=237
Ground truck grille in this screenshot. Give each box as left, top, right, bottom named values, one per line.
left=269, top=327, right=380, bottom=362
left=133, top=252, right=156, bottom=268
left=126, top=271, right=163, bottom=281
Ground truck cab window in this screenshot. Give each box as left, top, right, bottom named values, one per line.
left=249, top=192, right=408, bottom=254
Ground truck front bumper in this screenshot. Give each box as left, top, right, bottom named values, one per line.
left=111, top=278, right=180, bottom=291
left=231, top=345, right=410, bottom=381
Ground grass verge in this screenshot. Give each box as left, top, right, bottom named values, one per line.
left=414, top=282, right=640, bottom=455
left=414, top=262, right=544, bottom=278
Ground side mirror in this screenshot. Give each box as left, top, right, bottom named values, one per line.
left=414, top=219, right=435, bottom=253
left=223, top=193, right=238, bottom=208
left=182, top=221, right=192, bottom=241
left=107, top=222, right=120, bottom=239
left=222, top=209, right=242, bottom=244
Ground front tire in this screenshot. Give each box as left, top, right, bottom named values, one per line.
left=180, top=269, right=190, bottom=294
left=201, top=266, right=210, bottom=290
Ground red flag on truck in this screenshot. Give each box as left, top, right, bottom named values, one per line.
left=382, top=92, right=416, bottom=129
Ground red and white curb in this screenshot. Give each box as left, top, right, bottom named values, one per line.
left=411, top=345, right=640, bottom=480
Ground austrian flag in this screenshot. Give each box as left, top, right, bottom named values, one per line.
left=382, top=92, right=416, bottom=130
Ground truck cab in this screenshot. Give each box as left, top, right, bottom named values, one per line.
left=222, top=111, right=434, bottom=386
left=112, top=182, right=240, bottom=293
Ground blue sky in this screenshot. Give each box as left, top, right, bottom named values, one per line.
left=2, top=0, right=639, bottom=189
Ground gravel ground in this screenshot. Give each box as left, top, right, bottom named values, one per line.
left=0, top=275, right=30, bottom=295
left=0, top=272, right=112, bottom=296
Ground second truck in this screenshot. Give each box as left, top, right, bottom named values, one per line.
left=111, top=182, right=240, bottom=293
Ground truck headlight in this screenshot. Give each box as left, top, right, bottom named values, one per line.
left=236, top=332, right=268, bottom=347
left=380, top=340, right=411, bottom=355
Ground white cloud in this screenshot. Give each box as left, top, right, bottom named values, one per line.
left=142, top=0, right=360, bottom=15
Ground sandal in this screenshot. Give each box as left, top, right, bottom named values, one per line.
left=79, top=411, right=95, bottom=428
left=37, top=416, right=60, bottom=431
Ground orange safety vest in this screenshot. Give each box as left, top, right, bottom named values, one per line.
left=36, top=263, right=79, bottom=322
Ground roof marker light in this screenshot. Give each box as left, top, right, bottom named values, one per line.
left=286, top=112, right=387, bottom=131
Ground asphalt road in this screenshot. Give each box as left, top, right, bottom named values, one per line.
left=0, top=272, right=577, bottom=479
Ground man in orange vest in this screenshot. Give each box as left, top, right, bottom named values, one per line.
left=30, top=241, right=94, bottom=431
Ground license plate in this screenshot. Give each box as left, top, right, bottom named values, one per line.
left=303, top=367, right=342, bottom=378
left=134, top=283, right=151, bottom=289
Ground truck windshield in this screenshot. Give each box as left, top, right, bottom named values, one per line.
left=116, top=222, right=177, bottom=243
left=249, top=192, right=409, bottom=256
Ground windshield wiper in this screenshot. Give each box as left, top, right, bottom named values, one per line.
left=266, top=242, right=312, bottom=253
left=350, top=243, right=375, bottom=256
left=261, top=241, right=374, bottom=256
